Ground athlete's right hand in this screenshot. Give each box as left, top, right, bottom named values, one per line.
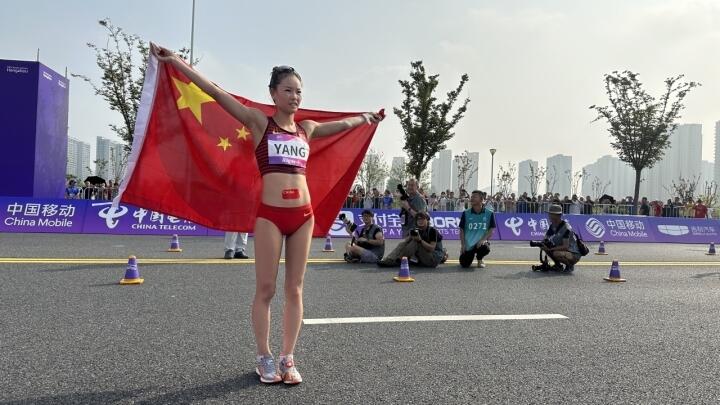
left=150, top=43, right=176, bottom=63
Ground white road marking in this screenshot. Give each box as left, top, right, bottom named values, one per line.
left=303, top=314, right=568, bottom=325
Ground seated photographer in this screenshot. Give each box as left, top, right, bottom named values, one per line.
left=530, top=204, right=581, bottom=273
left=377, top=212, right=445, bottom=268
left=341, top=209, right=385, bottom=263
left=459, top=191, right=496, bottom=268
left=398, top=178, right=428, bottom=237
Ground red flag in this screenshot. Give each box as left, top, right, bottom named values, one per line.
left=116, top=55, right=378, bottom=236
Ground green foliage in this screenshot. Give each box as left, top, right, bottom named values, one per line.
left=590, top=70, right=699, bottom=206
left=72, top=18, right=194, bottom=150
left=393, top=61, right=470, bottom=181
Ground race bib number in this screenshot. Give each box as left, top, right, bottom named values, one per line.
left=267, top=133, right=309, bottom=168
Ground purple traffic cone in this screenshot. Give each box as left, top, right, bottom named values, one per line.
left=603, top=260, right=626, bottom=282
left=120, top=256, right=144, bottom=285
left=595, top=241, right=608, bottom=255
left=322, top=235, right=335, bottom=252
left=167, top=234, right=182, bottom=252
left=706, top=242, right=716, bottom=256
left=393, top=257, right=415, bottom=282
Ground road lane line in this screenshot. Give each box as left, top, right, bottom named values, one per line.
left=303, top=314, right=568, bottom=325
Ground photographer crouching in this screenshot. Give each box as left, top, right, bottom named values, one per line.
left=377, top=211, right=445, bottom=268
left=397, top=178, right=427, bottom=237
left=530, top=204, right=584, bottom=273
left=341, top=210, right=385, bottom=264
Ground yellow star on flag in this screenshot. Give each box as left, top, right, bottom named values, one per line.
left=172, top=77, right=215, bottom=123
left=217, top=137, right=232, bottom=151
left=236, top=126, right=251, bottom=141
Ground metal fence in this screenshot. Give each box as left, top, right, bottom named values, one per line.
left=342, top=196, right=716, bottom=219
left=65, top=187, right=119, bottom=201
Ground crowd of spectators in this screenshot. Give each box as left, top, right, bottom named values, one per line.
left=344, top=186, right=714, bottom=219
left=64, top=179, right=119, bottom=201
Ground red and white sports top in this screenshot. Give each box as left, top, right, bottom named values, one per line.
left=255, top=117, right=310, bottom=176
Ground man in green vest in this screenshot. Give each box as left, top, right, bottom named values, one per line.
left=459, top=191, right=496, bottom=268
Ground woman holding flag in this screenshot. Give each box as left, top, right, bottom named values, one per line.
left=151, top=44, right=383, bottom=384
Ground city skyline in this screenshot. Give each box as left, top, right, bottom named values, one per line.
left=4, top=1, right=720, bottom=171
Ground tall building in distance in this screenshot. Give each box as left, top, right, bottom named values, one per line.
left=546, top=154, right=572, bottom=196
left=387, top=156, right=407, bottom=190
left=640, top=123, right=702, bottom=200
left=517, top=160, right=539, bottom=196
left=430, top=149, right=453, bottom=194
left=701, top=160, right=714, bottom=187
left=66, top=137, right=91, bottom=180
left=96, top=136, right=126, bottom=182
left=581, top=155, right=634, bottom=199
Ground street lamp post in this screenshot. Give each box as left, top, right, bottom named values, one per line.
left=490, top=148, right=497, bottom=196
left=190, top=0, right=196, bottom=67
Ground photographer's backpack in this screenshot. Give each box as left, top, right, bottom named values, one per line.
left=561, top=220, right=589, bottom=256
left=574, top=229, right=590, bottom=256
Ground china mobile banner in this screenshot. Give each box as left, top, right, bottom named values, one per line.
left=494, top=213, right=720, bottom=244
left=0, top=197, right=223, bottom=236
left=0, top=198, right=718, bottom=243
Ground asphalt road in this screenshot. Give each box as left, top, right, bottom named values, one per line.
left=1, top=233, right=720, bottom=404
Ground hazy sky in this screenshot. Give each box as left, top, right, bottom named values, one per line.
left=3, top=0, right=720, bottom=189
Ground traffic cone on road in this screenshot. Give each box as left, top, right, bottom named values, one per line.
left=603, top=260, right=626, bottom=282
left=393, top=257, right=415, bottom=282
left=595, top=241, right=608, bottom=255
left=706, top=242, right=716, bottom=256
left=167, top=234, right=182, bottom=252
left=322, top=235, right=335, bottom=252
left=119, top=256, right=144, bottom=285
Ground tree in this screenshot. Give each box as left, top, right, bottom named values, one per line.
left=72, top=19, right=195, bottom=175
left=94, top=159, right=109, bottom=179
left=524, top=165, right=546, bottom=198
left=546, top=165, right=558, bottom=194
left=394, top=61, right=470, bottom=181
left=454, top=150, right=478, bottom=193
left=665, top=174, right=701, bottom=202
left=568, top=169, right=584, bottom=196
left=356, top=149, right=389, bottom=193
left=590, top=70, right=700, bottom=209
left=495, top=162, right=517, bottom=198
left=590, top=176, right=610, bottom=200
left=700, top=181, right=718, bottom=208
left=109, top=144, right=128, bottom=184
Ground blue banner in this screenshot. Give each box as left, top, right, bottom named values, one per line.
left=1, top=197, right=718, bottom=243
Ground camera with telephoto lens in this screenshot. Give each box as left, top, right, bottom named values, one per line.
left=338, top=213, right=358, bottom=232
left=410, top=228, right=420, bottom=238
left=529, top=239, right=553, bottom=248
left=397, top=184, right=409, bottom=201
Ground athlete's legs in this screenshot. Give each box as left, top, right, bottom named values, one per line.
left=252, top=218, right=284, bottom=356
left=281, top=216, right=314, bottom=356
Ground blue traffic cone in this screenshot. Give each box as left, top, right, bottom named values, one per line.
left=167, top=234, right=182, bottom=252
left=595, top=241, right=608, bottom=255
left=393, top=257, right=415, bottom=282
left=120, top=256, right=144, bottom=285
left=322, top=235, right=335, bottom=252
left=706, top=242, right=716, bottom=256
left=603, top=260, right=626, bottom=282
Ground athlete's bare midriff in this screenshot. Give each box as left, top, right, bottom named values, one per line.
left=260, top=172, right=311, bottom=207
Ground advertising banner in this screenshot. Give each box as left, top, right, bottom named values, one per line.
left=1, top=197, right=719, bottom=244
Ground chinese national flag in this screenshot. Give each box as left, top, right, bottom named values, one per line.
left=116, top=55, right=378, bottom=236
